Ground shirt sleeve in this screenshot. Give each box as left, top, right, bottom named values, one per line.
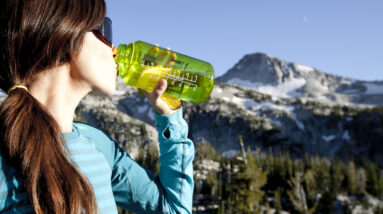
left=111, top=108, right=195, bottom=214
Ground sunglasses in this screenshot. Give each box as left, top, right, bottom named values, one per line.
left=92, top=17, right=113, bottom=48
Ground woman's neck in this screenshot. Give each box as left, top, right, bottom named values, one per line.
left=28, top=64, right=91, bottom=133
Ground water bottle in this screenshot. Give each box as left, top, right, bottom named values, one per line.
left=115, top=41, right=215, bottom=104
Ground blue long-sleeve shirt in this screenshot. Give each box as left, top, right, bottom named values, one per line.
left=0, top=108, right=194, bottom=213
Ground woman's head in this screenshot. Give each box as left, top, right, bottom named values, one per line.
left=0, top=0, right=107, bottom=93
left=0, top=0, right=107, bottom=213
left=71, top=30, right=118, bottom=95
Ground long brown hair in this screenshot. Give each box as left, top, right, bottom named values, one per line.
left=0, top=0, right=106, bottom=213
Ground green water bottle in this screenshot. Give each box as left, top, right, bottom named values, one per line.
left=115, top=41, right=215, bottom=104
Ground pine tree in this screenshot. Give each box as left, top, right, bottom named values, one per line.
left=363, top=159, right=383, bottom=197
left=303, top=169, right=317, bottom=208
left=287, top=172, right=309, bottom=214
left=329, top=158, right=345, bottom=195
left=201, top=171, right=218, bottom=196
left=229, top=147, right=267, bottom=213
left=345, top=161, right=357, bottom=195
left=355, top=168, right=367, bottom=196
left=273, top=188, right=283, bottom=212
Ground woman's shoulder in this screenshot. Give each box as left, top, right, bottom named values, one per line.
left=72, top=121, right=116, bottom=163
left=73, top=121, right=109, bottom=138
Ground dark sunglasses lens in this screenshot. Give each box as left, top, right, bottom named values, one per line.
left=93, top=30, right=111, bottom=47
left=97, top=17, right=112, bottom=45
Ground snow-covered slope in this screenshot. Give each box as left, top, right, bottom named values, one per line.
left=217, top=53, right=383, bottom=106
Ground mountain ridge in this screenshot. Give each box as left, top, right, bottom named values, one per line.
left=217, top=52, right=383, bottom=106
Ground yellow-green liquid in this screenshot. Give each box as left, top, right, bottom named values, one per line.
left=116, top=41, right=215, bottom=104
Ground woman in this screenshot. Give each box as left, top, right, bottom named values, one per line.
left=0, top=0, right=194, bottom=213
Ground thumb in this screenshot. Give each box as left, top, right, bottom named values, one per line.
left=152, top=79, right=167, bottom=99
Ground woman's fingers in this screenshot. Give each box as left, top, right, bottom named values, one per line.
left=151, top=79, right=167, bottom=99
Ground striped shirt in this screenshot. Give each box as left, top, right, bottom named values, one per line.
left=0, top=108, right=194, bottom=213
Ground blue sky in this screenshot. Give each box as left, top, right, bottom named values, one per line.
left=106, top=0, right=383, bottom=81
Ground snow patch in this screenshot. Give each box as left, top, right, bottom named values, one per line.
left=270, top=120, right=282, bottom=127
left=113, top=90, right=126, bottom=96
left=257, top=78, right=306, bottom=98
left=227, top=78, right=262, bottom=88
left=255, top=102, right=295, bottom=113
left=245, top=101, right=305, bottom=130
left=316, top=95, right=329, bottom=101
left=227, top=77, right=306, bottom=98
left=232, top=96, right=245, bottom=104
left=232, top=96, right=258, bottom=108
left=222, top=97, right=230, bottom=102
left=295, top=64, right=314, bottom=73
left=250, top=102, right=295, bottom=115
left=295, top=120, right=305, bottom=130
left=340, top=78, right=353, bottom=85
left=342, top=131, right=351, bottom=141
left=322, top=135, right=336, bottom=142
left=215, top=87, right=223, bottom=93
left=289, top=111, right=305, bottom=130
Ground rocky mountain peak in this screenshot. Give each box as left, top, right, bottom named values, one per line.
left=217, top=52, right=289, bottom=85
left=216, top=53, right=383, bottom=106
left=218, top=52, right=320, bottom=85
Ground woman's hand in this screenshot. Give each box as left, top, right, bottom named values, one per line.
left=139, top=79, right=180, bottom=115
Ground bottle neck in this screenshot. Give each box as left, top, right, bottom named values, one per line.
left=115, top=43, right=135, bottom=76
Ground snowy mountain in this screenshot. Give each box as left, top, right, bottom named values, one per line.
left=96, top=52, right=383, bottom=166
left=217, top=53, right=383, bottom=106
